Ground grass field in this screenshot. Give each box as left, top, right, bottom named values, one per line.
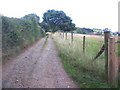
left=53, top=32, right=119, bottom=88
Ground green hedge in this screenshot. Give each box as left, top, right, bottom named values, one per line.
left=2, top=14, right=45, bottom=61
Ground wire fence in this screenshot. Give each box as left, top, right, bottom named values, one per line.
left=57, top=31, right=119, bottom=87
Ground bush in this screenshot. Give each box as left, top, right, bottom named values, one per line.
left=2, top=14, right=45, bottom=62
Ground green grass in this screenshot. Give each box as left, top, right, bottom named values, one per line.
left=59, top=53, right=112, bottom=88
left=118, top=43, right=120, bottom=57
left=41, top=35, right=48, bottom=51
left=53, top=33, right=118, bottom=88
left=116, top=36, right=120, bottom=57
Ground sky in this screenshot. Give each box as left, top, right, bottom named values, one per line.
left=0, top=0, right=119, bottom=32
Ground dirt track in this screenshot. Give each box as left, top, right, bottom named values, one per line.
left=2, top=37, right=78, bottom=88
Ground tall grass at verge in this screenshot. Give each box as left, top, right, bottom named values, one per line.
left=52, top=32, right=114, bottom=88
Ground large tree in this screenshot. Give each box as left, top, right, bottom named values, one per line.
left=41, top=10, right=76, bottom=32
left=23, top=14, right=40, bottom=22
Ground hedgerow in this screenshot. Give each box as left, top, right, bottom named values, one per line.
left=2, top=14, right=45, bottom=61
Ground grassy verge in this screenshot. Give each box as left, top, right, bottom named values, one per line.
left=2, top=38, right=42, bottom=64
left=41, top=35, right=48, bottom=51
left=59, top=53, right=112, bottom=88
left=53, top=33, right=117, bottom=88
left=119, top=72, right=120, bottom=88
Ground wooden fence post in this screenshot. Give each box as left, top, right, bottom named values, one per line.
left=104, top=31, right=110, bottom=81
left=83, top=36, right=85, bottom=53
left=108, top=37, right=118, bottom=86
left=65, top=31, right=67, bottom=40
left=71, top=30, right=73, bottom=42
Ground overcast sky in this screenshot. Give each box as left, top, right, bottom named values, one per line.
left=0, top=0, right=119, bottom=32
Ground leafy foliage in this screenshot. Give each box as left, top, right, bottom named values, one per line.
left=23, top=13, right=40, bottom=22
left=2, top=14, right=45, bottom=61
left=76, top=27, right=94, bottom=34
left=41, top=10, right=76, bottom=32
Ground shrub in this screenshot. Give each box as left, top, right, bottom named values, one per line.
left=2, top=14, right=45, bottom=62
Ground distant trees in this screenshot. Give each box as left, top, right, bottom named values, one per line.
left=76, top=27, right=94, bottom=34
left=117, top=32, right=120, bottom=36
left=41, top=10, right=76, bottom=32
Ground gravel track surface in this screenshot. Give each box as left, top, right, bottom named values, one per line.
left=2, top=37, right=78, bottom=88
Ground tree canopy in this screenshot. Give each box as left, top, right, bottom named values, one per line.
left=41, top=10, right=76, bottom=32
left=22, top=14, right=40, bottom=22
